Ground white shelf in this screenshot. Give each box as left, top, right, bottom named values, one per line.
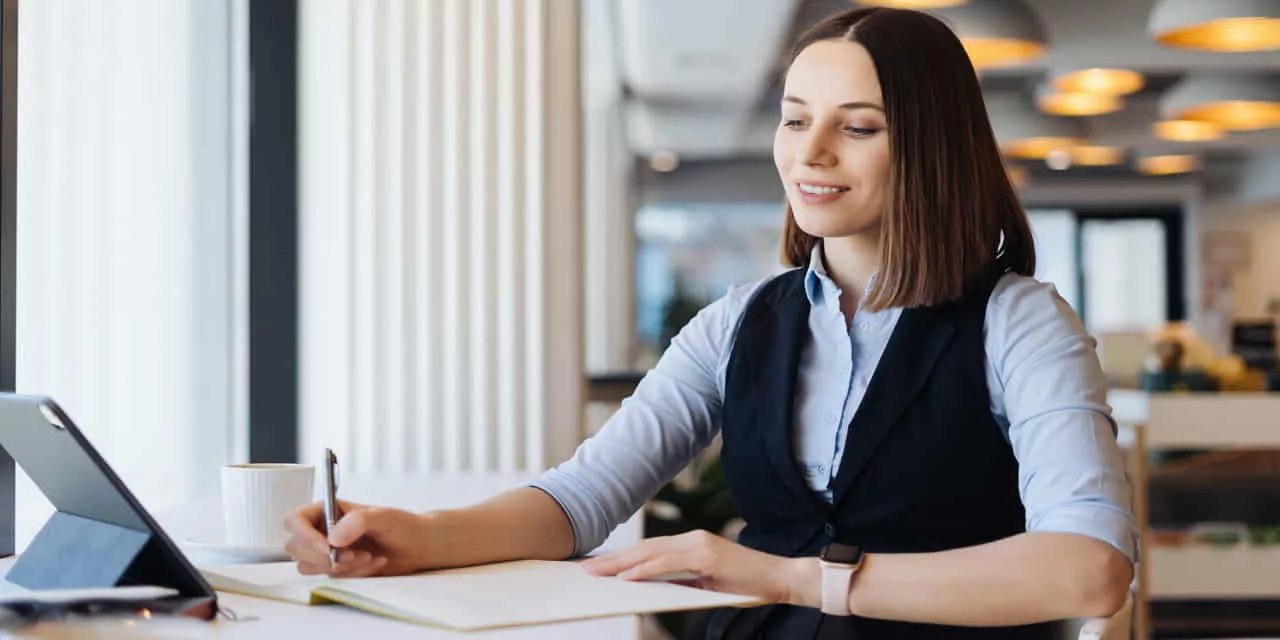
left=1149, top=546, right=1280, bottom=599
left=1108, top=391, right=1280, bottom=448
left=1119, top=390, right=1280, bottom=636
left=1108, top=388, right=1151, bottom=427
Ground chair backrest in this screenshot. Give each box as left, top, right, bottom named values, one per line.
left=1076, top=594, right=1133, bottom=640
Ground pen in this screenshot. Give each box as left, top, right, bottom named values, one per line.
left=322, top=448, right=342, bottom=569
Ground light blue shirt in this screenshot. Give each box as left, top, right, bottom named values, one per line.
left=531, top=248, right=1138, bottom=562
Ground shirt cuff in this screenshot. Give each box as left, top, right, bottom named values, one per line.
left=524, top=471, right=604, bottom=557
left=1028, top=502, right=1139, bottom=564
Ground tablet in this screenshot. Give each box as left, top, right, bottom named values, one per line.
left=0, top=393, right=216, bottom=619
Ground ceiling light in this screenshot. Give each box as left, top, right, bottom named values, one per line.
left=1150, top=0, right=1280, bottom=52
left=986, top=92, right=1087, bottom=159
left=1045, top=149, right=1073, bottom=171
left=1052, top=68, right=1145, bottom=96
left=855, top=0, right=967, bottom=7
left=648, top=151, right=680, bottom=173
left=1161, top=74, right=1280, bottom=131
left=1037, top=89, right=1124, bottom=117
left=930, top=0, right=1047, bottom=69
left=1152, top=119, right=1226, bottom=142
left=1136, top=154, right=1200, bottom=175
left=1071, top=146, right=1126, bottom=166
left=1006, top=165, right=1029, bottom=188
left=1003, top=138, right=1082, bottom=160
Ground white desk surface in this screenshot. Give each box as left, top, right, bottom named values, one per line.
left=1, top=472, right=646, bottom=639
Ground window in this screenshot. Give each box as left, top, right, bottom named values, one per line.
left=13, top=0, right=243, bottom=548
left=1080, top=218, right=1169, bottom=333
left=1076, top=208, right=1186, bottom=332
left=1027, top=208, right=1080, bottom=310
left=633, top=203, right=783, bottom=365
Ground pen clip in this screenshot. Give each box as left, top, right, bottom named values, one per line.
left=329, top=450, right=340, bottom=492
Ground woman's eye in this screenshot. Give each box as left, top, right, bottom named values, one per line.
left=845, top=127, right=879, bottom=136
left=782, top=119, right=806, bottom=129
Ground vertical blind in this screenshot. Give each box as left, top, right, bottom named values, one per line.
left=299, top=0, right=583, bottom=473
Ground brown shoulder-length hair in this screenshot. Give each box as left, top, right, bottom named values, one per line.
left=779, top=7, right=1035, bottom=309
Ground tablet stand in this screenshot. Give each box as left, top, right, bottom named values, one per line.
left=7, top=511, right=151, bottom=590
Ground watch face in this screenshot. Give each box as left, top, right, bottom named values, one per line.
left=821, top=543, right=863, bottom=564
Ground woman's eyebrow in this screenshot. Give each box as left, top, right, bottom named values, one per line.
left=782, top=95, right=885, bottom=112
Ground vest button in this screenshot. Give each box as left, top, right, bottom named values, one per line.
left=824, top=522, right=836, bottom=538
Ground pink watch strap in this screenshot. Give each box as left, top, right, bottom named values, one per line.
left=820, top=561, right=855, bottom=616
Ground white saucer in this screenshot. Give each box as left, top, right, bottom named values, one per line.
left=182, top=537, right=292, bottom=564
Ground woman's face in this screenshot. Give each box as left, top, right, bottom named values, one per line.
left=774, top=40, right=890, bottom=240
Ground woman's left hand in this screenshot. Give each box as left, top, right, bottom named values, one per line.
left=581, top=529, right=811, bottom=604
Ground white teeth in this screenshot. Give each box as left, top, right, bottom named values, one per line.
left=799, top=184, right=847, bottom=195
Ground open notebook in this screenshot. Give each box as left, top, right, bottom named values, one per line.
left=201, top=560, right=763, bottom=631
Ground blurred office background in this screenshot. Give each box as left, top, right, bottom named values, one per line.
left=5, top=0, right=1280, bottom=637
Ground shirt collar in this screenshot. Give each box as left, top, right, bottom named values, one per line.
left=803, top=243, right=879, bottom=309
left=803, top=244, right=834, bottom=308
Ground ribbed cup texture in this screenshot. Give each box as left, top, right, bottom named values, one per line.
left=222, top=465, right=315, bottom=546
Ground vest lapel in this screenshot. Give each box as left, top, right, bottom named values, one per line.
left=827, top=303, right=958, bottom=504
left=737, top=277, right=813, bottom=505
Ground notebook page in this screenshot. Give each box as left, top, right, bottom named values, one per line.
left=200, top=562, right=333, bottom=605
left=315, top=559, right=763, bottom=631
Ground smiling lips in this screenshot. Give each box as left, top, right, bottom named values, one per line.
left=795, top=181, right=851, bottom=205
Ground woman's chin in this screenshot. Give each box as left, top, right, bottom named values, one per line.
left=794, top=219, right=877, bottom=240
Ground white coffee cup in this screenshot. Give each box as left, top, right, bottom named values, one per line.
left=221, top=463, right=315, bottom=547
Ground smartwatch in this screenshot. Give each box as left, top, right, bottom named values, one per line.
left=818, top=543, right=863, bottom=616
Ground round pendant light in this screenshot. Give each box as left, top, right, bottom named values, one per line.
left=986, top=92, right=1087, bottom=159
left=1150, top=0, right=1280, bottom=52
left=1036, top=81, right=1124, bottom=116
left=1136, top=153, right=1200, bottom=176
left=930, top=0, right=1048, bottom=69
left=1161, top=74, right=1280, bottom=131
left=1070, top=146, right=1126, bottom=167
left=1006, top=164, right=1029, bottom=188
left=855, top=0, right=967, bottom=7
left=1043, top=146, right=1125, bottom=171
left=1152, top=119, right=1226, bottom=142
left=1052, top=67, right=1145, bottom=96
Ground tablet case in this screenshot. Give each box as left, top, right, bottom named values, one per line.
left=0, top=394, right=217, bottom=619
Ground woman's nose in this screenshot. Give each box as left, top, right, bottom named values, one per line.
left=796, top=130, right=836, bottom=167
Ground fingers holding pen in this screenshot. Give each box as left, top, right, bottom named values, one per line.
left=286, top=501, right=433, bottom=578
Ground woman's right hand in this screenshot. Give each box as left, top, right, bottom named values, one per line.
left=283, top=500, right=436, bottom=578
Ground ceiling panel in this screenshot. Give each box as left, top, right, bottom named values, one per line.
left=609, top=0, right=1280, bottom=193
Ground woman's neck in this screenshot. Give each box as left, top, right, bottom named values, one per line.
left=819, top=235, right=881, bottom=319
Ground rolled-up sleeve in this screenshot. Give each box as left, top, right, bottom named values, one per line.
left=527, top=281, right=763, bottom=556
left=987, top=277, right=1138, bottom=564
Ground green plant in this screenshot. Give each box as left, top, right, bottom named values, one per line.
left=658, top=276, right=706, bottom=354
left=645, top=454, right=737, bottom=539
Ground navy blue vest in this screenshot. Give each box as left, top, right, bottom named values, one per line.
left=702, top=268, right=1055, bottom=639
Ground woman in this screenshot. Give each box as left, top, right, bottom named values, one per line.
left=284, top=7, right=1136, bottom=638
